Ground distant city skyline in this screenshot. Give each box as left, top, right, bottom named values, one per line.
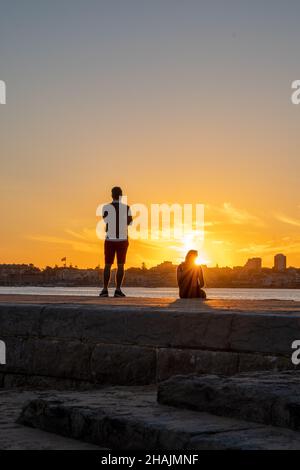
left=0, top=252, right=294, bottom=270
left=1, top=252, right=299, bottom=290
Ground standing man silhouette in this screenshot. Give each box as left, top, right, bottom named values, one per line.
left=99, top=187, right=132, bottom=297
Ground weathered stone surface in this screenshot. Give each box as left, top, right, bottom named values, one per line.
left=2, top=295, right=299, bottom=314
left=1, top=337, right=157, bottom=385
left=0, top=304, right=42, bottom=336
left=125, top=310, right=183, bottom=347
left=40, top=305, right=127, bottom=343
left=1, top=298, right=300, bottom=388
left=2, top=373, right=93, bottom=390
left=18, top=386, right=300, bottom=450
left=90, top=343, right=156, bottom=385
left=190, top=427, right=300, bottom=450
left=2, top=300, right=299, bottom=355
left=238, top=352, right=294, bottom=373
left=0, top=390, right=103, bottom=449
left=1, top=337, right=91, bottom=380
left=157, top=349, right=294, bottom=381
left=124, top=310, right=234, bottom=349
left=178, top=311, right=234, bottom=350
left=0, top=337, right=34, bottom=376
left=157, top=371, right=300, bottom=430
left=157, top=348, right=239, bottom=381
left=31, top=339, right=91, bottom=380
left=229, top=315, right=300, bottom=355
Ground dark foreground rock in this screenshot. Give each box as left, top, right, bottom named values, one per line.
left=157, top=371, right=300, bottom=430
left=0, top=390, right=103, bottom=449
left=18, top=386, right=300, bottom=450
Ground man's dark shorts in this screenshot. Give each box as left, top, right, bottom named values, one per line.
left=104, top=240, right=129, bottom=265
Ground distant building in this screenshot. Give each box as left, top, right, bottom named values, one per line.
left=244, top=258, right=262, bottom=270
left=274, top=254, right=287, bottom=272
left=150, top=261, right=176, bottom=273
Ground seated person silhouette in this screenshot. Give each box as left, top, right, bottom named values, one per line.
left=177, top=250, right=206, bottom=299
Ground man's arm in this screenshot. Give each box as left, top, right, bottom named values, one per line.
left=127, top=206, right=133, bottom=225
left=102, top=204, right=110, bottom=233
left=102, top=204, right=109, bottom=220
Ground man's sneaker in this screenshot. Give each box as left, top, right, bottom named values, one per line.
left=99, top=289, right=109, bottom=297
left=114, top=289, right=126, bottom=298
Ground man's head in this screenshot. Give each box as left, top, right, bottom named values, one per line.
left=111, top=186, right=123, bottom=201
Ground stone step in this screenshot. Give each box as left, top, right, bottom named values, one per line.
left=18, top=385, right=300, bottom=450
left=0, top=390, right=105, bottom=450
left=157, top=371, right=300, bottom=430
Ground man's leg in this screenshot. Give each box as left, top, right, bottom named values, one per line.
left=116, top=263, right=125, bottom=290
left=114, top=240, right=128, bottom=297
left=100, top=240, right=115, bottom=295
left=103, top=264, right=112, bottom=290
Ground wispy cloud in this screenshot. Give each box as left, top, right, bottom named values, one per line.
left=222, top=202, right=265, bottom=226
left=207, top=202, right=265, bottom=227
left=237, top=239, right=300, bottom=255
left=237, top=243, right=274, bottom=254
left=27, top=228, right=99, bottom=254
left=275, top=213, right=300, bottom=227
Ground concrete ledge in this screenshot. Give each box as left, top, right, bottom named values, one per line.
left=0, top=296, right=299, bottom=386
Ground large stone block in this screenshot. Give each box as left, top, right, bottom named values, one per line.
left=190, top=426, right=300, bottom=450
left=157, top=348, right=239, bottom=381
left=18, top=387, right=300, bottom=450
left=157, top=371, right=300, bottom=430
left=1, top=301, right=300, bottom=390
left=1, top=337, right=91, bottom=380
left=39, top=305, right=127, bottom=344
left=177, top=311, right=234, bottom=350
left=157, top=348, right=295, bottom=382
left=1, top=336, right=36, bottom=376
left=125, top=310, right=233, bottom=349
left=125, top=310, right=183, bottom=347
left=238, top=352, right=294, bottom=373
left=229, top=315, right=300, bottom=356
left=2, top=373, right=93, bottom=390
left=0, top=305, right=42, bottom=336
left=90, top=343, right=156, bottom=385
left=32, top=339, right=92, bottom=380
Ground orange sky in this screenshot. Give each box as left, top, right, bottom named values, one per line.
left=1, top=2, right=300, bottom=269
left=1, top=194, right=299, bottom=269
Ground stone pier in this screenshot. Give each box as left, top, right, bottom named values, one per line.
left=0, top=295, right=299, bottom=388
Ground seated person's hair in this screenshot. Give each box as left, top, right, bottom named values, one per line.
left=185, top=250, right=198, bottom=263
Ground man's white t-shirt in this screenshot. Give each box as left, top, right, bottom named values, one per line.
left=102, top=201, right=132, bottom=241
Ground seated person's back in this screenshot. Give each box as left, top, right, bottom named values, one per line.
left=177, top=250, right=206, bottom=299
